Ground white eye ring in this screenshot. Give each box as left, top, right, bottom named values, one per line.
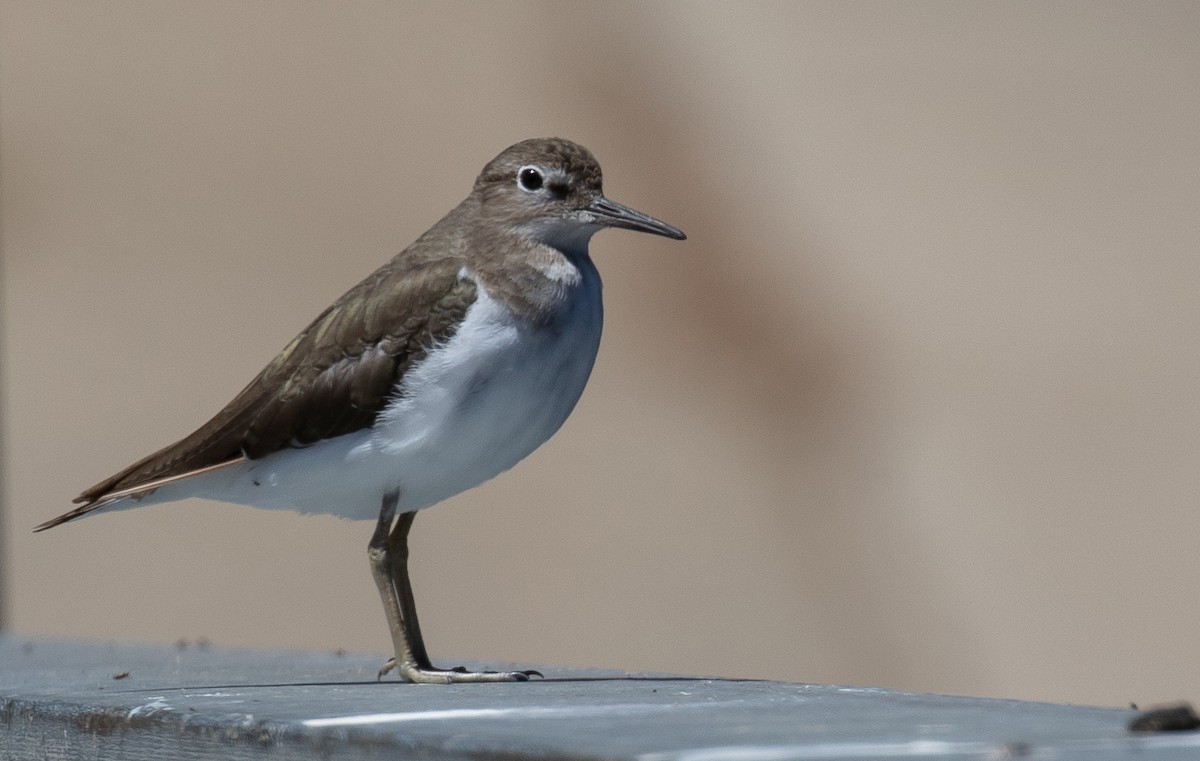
left=517, top=165, right=545, bottom=192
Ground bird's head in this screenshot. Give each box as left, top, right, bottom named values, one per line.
left=472, top=138, right=686, bottom=253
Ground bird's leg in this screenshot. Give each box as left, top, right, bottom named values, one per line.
left=369, top=494, right=540, bottom=683
left=368, top=492, right=430, bottom=678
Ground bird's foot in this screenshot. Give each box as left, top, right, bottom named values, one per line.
left=377, top=658, right=542, bottom=683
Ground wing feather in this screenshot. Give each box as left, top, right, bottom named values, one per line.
left=64, top=258, right=477, bottom=512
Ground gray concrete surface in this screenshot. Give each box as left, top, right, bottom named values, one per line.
left=1, top=635, right=1197, bottom=760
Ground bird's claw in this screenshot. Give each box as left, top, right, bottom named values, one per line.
left=376, top=658, right=542, bottom=683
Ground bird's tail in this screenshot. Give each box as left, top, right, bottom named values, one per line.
left=33, top=500, right=114, bottom=532
left=34, top=458, right=242, bottom=532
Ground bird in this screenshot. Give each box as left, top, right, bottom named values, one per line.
left=35, top=137, right=686, bottom=683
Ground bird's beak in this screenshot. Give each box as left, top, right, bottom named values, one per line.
left=587, top=197, right=687, bottom=240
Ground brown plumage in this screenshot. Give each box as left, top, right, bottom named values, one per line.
left=38, top=263, right=476, bottom=530
left=38, top=191, right=488, bottom=531
left=38, top=137, right=624, bottom=531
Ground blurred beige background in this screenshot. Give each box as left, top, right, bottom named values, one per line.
left=3, top=2, right=1199, bottom=707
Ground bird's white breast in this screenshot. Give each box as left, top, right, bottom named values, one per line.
left=193, top=256, right=604, bottom=520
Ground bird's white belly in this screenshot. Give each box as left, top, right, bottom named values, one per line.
left=197, top=272, right=602, bottom=520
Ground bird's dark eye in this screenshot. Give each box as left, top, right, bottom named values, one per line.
left=517, top=166, right=544, bottom=192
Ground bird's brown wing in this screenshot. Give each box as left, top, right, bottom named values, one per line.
left=36, top=257, right=476, bottom=531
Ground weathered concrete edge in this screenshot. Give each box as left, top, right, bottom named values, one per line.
left=1, top=694, right=602, bottom=761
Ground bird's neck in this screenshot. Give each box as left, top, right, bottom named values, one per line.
left=466, top=227, right=598, bottom=326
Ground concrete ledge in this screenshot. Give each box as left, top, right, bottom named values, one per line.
left=1, top=635, right=1196, bottom=760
